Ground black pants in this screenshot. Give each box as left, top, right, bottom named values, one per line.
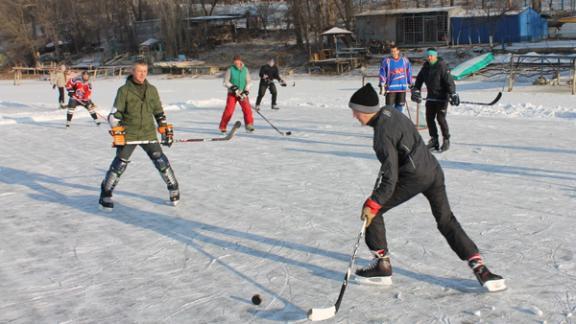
left=67, top=99, right=98, bottom=122
left=116, top=142, right=164, bottom=161
left=426, top=101, right=450, bottom=140
left=365, top=166, right=479, bottom=261
left=385, top=92, right=406, bottom=112
left=58, top=87, right=65, bottom=104
left=255, top=80, right=277, bottom=106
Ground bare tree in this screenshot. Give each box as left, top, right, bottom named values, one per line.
left=0, top=0, right=44, bottom=65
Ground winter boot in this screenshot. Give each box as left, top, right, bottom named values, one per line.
left=99, top=157, right=128, bottom=210
left=440, top=138, right=450, bottom=152
left=99, top=191, right=114, bottom=211
left=354, top=251, right=393, bottom=285
left=169, top=187, right=180, bottom=206
left=427, top=137, right=439, bottom=151
left=468, top=255, right=506, bottom=292
left=245, top=124, right=255, bottom=132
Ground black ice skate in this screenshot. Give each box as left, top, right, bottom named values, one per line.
left=440, top=138, right=450, bottom=152
left=427, top=138, right=439, bottom=151
left=99, top=192, right=114, bottom=211
left=353, top=254, right=392, bottom=285
left=169, top=188, right=180, bottom=206
left=271, top=104, right=279, bottom=110
left=469, top=259, right=506, bottom=292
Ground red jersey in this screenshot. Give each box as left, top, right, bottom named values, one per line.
left=66, top=77, right=92, bottom=101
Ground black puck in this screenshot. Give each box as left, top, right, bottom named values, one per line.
left=285, top=131, right=292, bottom=136
left=251, top=294, right=262, bottom=305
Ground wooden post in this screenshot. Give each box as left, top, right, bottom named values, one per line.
left=507, top=55, right=516, bottom=92
left=572, top=58, right=576, bottom=95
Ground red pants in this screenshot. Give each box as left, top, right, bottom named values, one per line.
left=219, top=93, right=254, bottom=130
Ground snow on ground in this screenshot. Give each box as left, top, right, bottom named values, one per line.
left=1, top=75, right=575, bottom=323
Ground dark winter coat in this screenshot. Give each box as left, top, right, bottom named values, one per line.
left=368, top=106, right=440, bottom=205
left=112, top=76, right=164, bottom=142
left=414, top=58, right=456, bottom=100
left=259, top=64, right=281, bottom=82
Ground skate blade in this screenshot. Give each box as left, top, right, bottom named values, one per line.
left=484, top=279, right=506, bottom=292
left=98, top=205, right=113, bottom=212
left=352, top=274, right=392, bottom=286
left=168, top=200, right=179, bottom=206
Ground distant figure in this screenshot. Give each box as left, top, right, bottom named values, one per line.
left=51, top=64, right=67, bottom=108
left=65, top=71, right=100, bottom=128
left=255, top=58, right=286, bottom=110
left=411, top=48, right=460, bottom=152
left=220, top=55, right=254, bottom=133
left=378, top=45, right=412, bottom=112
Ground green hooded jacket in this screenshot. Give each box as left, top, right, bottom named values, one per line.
left=113, top=76, right=164, bottom=142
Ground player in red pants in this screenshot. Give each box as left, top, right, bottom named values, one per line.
left=219, top=55, right=254, bottom=133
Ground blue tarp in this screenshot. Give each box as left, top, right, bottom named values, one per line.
left=451, top=7, right=548, bottom=45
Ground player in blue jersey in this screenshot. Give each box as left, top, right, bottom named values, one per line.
left=378, top=45, right=412, bottom=113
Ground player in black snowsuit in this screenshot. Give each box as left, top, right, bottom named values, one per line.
left=411, top=48, right=460, bottom=152
left=348, top=83, right=505, bottom=291
left=255, top=59, right=286, bottom=110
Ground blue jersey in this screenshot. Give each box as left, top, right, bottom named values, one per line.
left=379, top=56, right=412, bottom=92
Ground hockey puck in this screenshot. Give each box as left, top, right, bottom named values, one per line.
left=285, top=131, right=292, bottom=136
left=251, top=294, right=262, bottom=305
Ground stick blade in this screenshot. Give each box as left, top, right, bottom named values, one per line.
left=307, top=306, right=336, bottom=321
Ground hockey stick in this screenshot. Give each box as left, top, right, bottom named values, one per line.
left=460, top=92, right=502, bottom=106
left=423, top=92, right=502, bottom=106
left=307, top=219, right=367, bottom=321
left=124, top=121, right=242, bottom=145
left=307, top=173, right=382, bottom=321
left=253, top=108, right=292, bottom=136
left=176, top=121, right=242, bottom=142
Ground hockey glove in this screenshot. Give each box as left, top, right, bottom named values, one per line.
left=67, top=90, right=75, bottom=98
left=158, top=123, right=174, bottom=147
left=361, top=198, right=382, bottom=227
left=229, top=85, right=239, bottom=93
left=449, top=93, right=460, bottom=106
left=109, top=126, right=126, bottom=147
left=411, top=89, right=422, bottom=103
left=237, top=90, right=249, bottom=101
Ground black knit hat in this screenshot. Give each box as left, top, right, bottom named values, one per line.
left=348, top=83, right=380, bottom=113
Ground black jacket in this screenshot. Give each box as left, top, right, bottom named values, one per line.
left=259, top=64, right=280, bottom=81
left=414, top=58, right=455, bottom=100
left=368, top=107, right=439, bottom=205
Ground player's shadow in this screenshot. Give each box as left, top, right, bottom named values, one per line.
left=0, top=166, right=484, bottom=321
left=286, top=148, right=576, bottom=181
left=455, top=142, right=576, bottom=155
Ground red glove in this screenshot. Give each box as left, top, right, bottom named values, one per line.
left=361, top=198, right=382, bottom=227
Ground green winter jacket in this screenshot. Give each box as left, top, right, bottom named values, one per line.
left=113, top=76, right=164, bottom=142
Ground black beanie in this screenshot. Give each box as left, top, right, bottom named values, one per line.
left=348, top=83, right=380, bottom=113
